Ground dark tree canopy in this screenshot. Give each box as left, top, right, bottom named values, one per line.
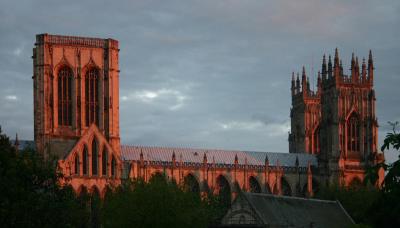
left=102, top=173, right=223, bottom=228
left=0, top=128, right=90, bottom=227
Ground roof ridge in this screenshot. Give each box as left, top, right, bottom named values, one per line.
left=244, top=192, right=338, bottom=204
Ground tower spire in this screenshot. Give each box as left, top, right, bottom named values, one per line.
left=355, top=56, right=360, bottom=83
left=333, top=48, right=340, bottom=82
left=321, top=54, right=327, bottom=80
left=362, top=58, right=367, bottom=83
left=368, top=50, right=374, bottom=84
left=334, top=47, right=340, bottom=67
left=302, top=66, right=307, bottom=95
left=328, top=55, right=332, bottom=78
left=291, top=72, right=295, bottom=96
left=317, top=71, right=322, bottom=94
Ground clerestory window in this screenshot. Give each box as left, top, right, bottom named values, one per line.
left=347, top=114, right=360, bottom=152
left=58, top=67, right=73, bottom=126
left=85, top=68, right=99, bottom=126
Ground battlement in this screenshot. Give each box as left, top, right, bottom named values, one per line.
left=35, top=33, right=119, bottom=49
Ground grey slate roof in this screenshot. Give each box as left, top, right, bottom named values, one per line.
left=241, top=193, right=354, bottom=228
left=121, top=145, right=317, bottom=168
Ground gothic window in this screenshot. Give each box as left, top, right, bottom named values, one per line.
left=74, top=154, right=80, bottom=175
left=92, top=139, right=98, bottom=176
left=347, top=113, right=360, bottom=152
left=111, top=155, right=116, bottom=177
left=83, top=146, right=89, bottom=175
left=58, top=67, right=73, bottom=126
left=85, top=68, right=99, bottom=126
left=313, top=126, right=321, bottom=154
left=102, top=148, right=108, bottom=176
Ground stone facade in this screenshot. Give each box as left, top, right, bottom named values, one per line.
left=32, top=34, right=122, bottom=195
left=289, top=48, right=385, bottom=186
left=32, top=34, right=384, bottom=198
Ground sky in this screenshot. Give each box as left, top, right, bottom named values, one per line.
left=0, top=0, right=399, bottom=162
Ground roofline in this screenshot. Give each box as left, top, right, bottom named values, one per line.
left=242, top=192, right=340, bottom=204
left=121, top=144, right=319, bottom=156
left=239, top=192, right=269, bottom=225
left=336, top=200, right=355, bottom=224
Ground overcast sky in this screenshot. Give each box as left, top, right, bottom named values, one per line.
left=0, top=0, right=399, bottom=162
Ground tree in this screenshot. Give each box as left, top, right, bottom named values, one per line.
left=316, top=121, right=400, bottom=227
left=380, top=121, right=400, bottom=192
left=0, top=128, right=90, bottom=227
left=102, top=173, right=223, bottom=228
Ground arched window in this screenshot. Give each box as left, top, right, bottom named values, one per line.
left=92, top=139, right=98, bottom=176
left=249, top=176, right=261, bottom=193
left=85, top=68, right=99, bottom=126
left=347, top=113, right=360, bottom=152
left=111, top=155, right=116, bottom=177
left=102, top=148, right=108, bottom=176
left=58, top=67, right=73, bottom=126
left=313, top=126, right=321, bottom=154
left=74, top=154, right=80, bottom=175
left=83, top=146, right=89, bottom=175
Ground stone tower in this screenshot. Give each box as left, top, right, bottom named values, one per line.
left=289, top=67, right=321, bottom=154
left=33, top=34, right=120, bottom=159
left=289, top=48, right=384, bottom=186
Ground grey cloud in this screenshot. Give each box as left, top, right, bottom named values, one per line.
left=0, top=0, right=399, bottom=162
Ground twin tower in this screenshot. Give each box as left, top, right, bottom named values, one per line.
left=32, top=33, right=384, bottom=189
left=289, top=48, right=384, bottom=185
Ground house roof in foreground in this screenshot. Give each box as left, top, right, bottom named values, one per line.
left=121, top=145, right=317, bottom=168
left=241, top=192, right=354, bottom=228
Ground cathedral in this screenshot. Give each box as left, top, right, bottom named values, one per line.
left=32, top=34, right=384, bottom=199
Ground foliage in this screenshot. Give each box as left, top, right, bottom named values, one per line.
left=0, top=128, right=90, bottom=227
left=316, top=121, right=400, bottom=227
left=315, top=184, right=380, bottom=224
left=102, top=173, right=225, bottom=228
left=380, top=121, right=400, bottom=193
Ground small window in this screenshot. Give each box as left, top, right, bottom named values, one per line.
left=102, top=149, right=108, bottom=176
left=74, top=154, right=80, bottom=175
left=58, top=67, right=73, bottom=126
left=85, top=68, right=99, bottom=126
left=347, top=113, right=360, bottom=152
left=83, top=147, right=89, bottom=175
left=92, top=139, right=98, bottom=176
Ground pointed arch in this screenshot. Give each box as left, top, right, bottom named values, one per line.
left=183, top=173, right=200, bottom=194
left=216, top=175, right=231, bottom=206
left=281, top=177, right=292, bottom=196
left=85, top=67, right=100, bottom=126
left=57, top=66, right=73, bottom=126
left=347, top=112, right=360, bottom=154
left=111, top=155, right=116, bottom=177
left=77, top=185, right=88, bottom=198
left=82, top=145, right=89, bottom=175
left=92, top=139, right=98, bottom=176
left=102, top=147, right=108, bottom=176
left=312, top=125, right=321, bottom=154
left=249, top=176, right=261, bottom=193
left=74, top=152, right=80, bottom=175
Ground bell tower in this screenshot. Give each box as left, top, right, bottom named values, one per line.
left=33, top=34, right=120, bottom=159
left=289, top=66, right=322, bottom=154
left=318, top=49, right=383, bottom=186
left=289, top=48, right=384, bottom=186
